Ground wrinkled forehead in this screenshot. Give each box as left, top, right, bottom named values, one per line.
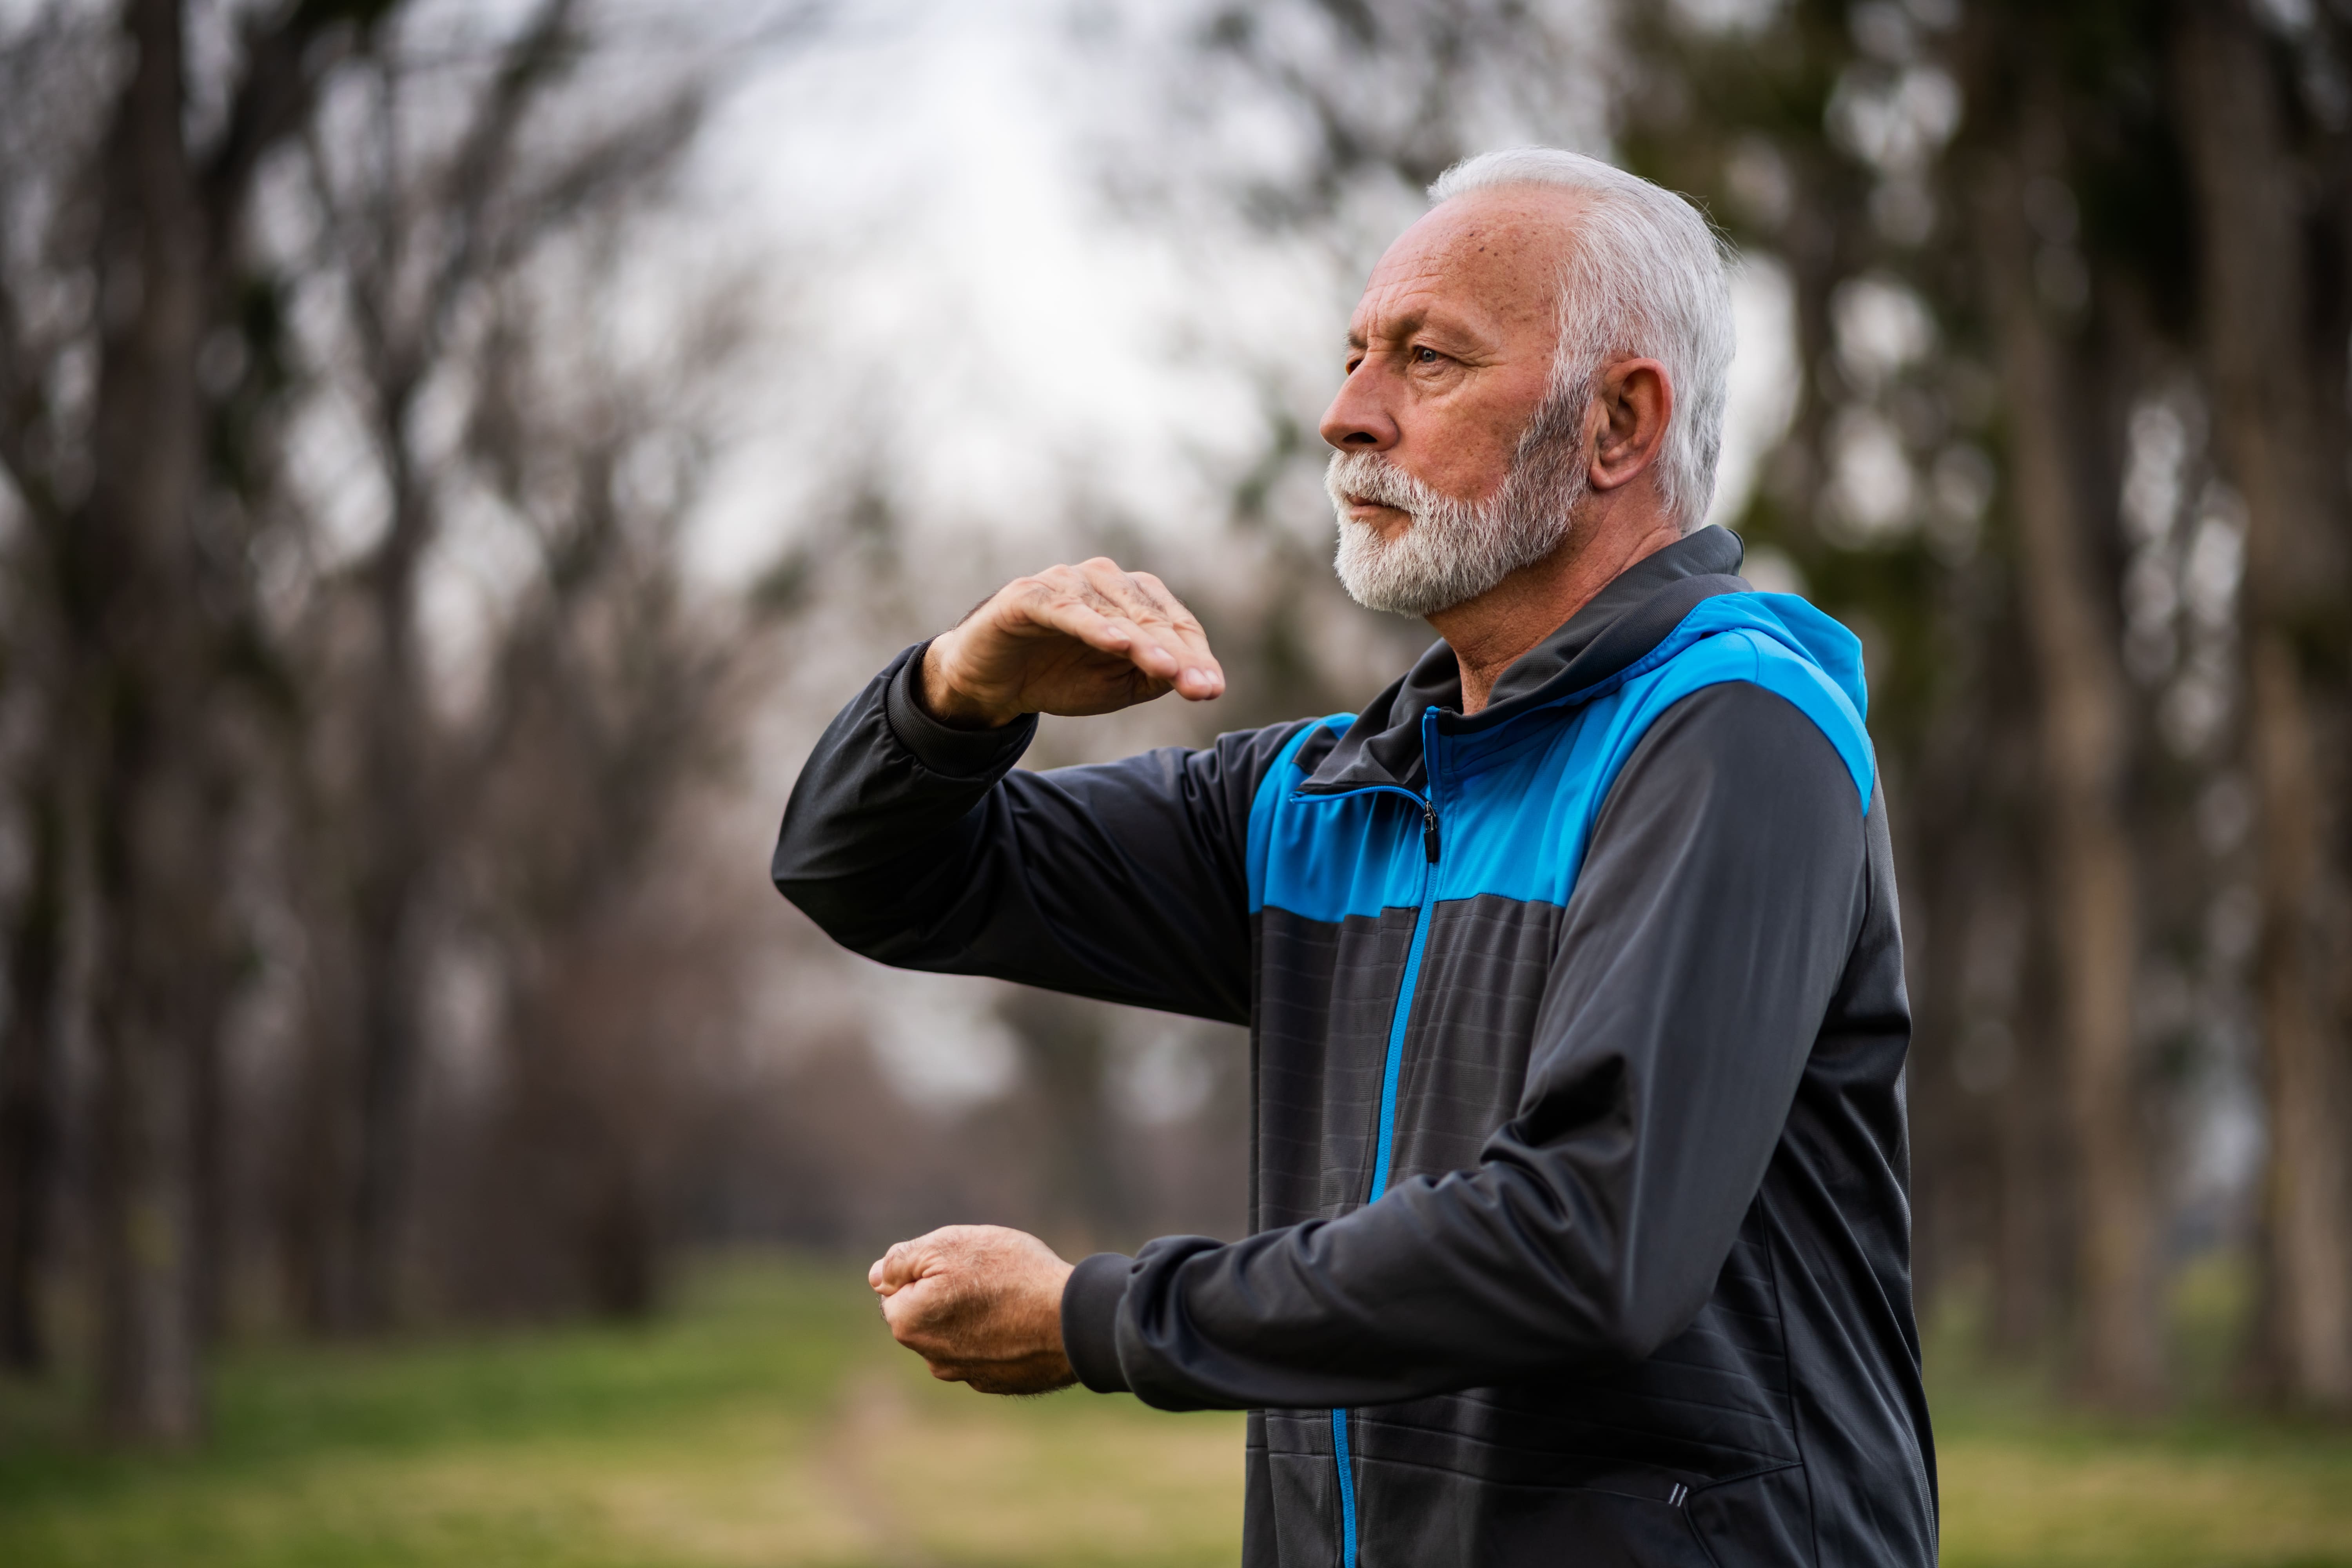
left=1348, top=186, right=1586, bottom=347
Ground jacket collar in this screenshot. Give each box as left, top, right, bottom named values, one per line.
left=1300, top=525, right=1749, bottom=795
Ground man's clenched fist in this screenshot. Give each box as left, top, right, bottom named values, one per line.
left=918, top=558, right=1225, bottom=730
left=868, top=1225, right=1078, bottom=1394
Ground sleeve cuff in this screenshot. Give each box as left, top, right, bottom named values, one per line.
left=1060, top=1251, right=1134, bottom=1394
left=882, top=640, right=1039, bottom=779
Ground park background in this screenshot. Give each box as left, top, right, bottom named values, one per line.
left=3, top=0, right=2352, bottom=1562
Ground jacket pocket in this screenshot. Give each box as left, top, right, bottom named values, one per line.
left=1682, top=1464, right=1813, bottom=1568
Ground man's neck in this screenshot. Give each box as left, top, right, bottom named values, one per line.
left=1432, top=511, right=1685, bottom=715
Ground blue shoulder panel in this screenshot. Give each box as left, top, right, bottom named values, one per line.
left=1245, top=715, right=1353, bottom=913
left=1249, top=593, right=1877, bottom=924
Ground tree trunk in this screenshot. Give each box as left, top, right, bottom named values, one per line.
left=1996, top=873, right=2063, bottom=1359
left=279, top=1006, right=354, bottom=1332
left=188, top=920, right=236, bottom=1347
left=1002, top=991, right=1131, bottom=1255
left=336, top=0, right=588, bottom=1323
left=78, top=0, right=212, bottom=1445
left=0, top=762, right=66, bottom=1373
left=1975, top=147, right=2163, bottom=1406
left=347, top=425, right=434, bottom=1331
left=2175, top=0, right=2352, bottom=1411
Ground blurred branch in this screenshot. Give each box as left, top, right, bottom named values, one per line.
left=330, top=0, right=580, bottom=423
left=200, top=0, right=405, bottom=240
left=0, top=6, right=101, bottom=537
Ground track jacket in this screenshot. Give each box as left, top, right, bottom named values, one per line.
left=772, top=526, right=1937, bottom=1567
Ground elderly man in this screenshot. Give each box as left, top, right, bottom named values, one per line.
left=773, top=148, right=1935, bottom=1566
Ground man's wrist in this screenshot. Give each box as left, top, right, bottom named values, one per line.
left=881, top=645, right=1034, bottom=779
left=917, top=637, right=1022, bottom=731
left=1058, top=1252, right=1134, bottom=1394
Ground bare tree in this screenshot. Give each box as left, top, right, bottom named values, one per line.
left=999, top=989, right=1134, bottom=1254
left=258, top=0, right=775, bottom=1328
left=6, top=0, right=401, bottom=1445
left=0, top=8, right=106, bottom=1376
left=0, top=754, right=65, bottom=1372
left=0, top=0, right=763, bottom=1427
left=2175, top=0, right=2352, bottom=1412
left=1971, top=126, right=2158, bottom=1404
left=293, top=0, right=599, bottom=1329
left=448, top=274, right=765, bottom=1316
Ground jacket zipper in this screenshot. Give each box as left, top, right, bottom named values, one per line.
left=1320, top=711, right=1443, bottom=1568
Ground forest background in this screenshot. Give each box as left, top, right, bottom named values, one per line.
left=1, top=0, right=2350, bottom=1560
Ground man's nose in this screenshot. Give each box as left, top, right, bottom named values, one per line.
left=1319, top=365, right=1399, bottom=452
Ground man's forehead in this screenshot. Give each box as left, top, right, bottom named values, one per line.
left=1347, top=262, right=1463, bottom=343
left=1348, top=187, right=1582, bottom=343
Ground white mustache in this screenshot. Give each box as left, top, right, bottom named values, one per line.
left=1325, top=451, right=1446, bottom=519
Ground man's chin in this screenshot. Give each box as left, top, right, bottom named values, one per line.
left=1335, top=538, right=1457, bottom=619
left=1342, top=506, right=1417, bottom=541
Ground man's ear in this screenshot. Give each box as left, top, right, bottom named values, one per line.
left=1588, top=358, right=1673, bottom=493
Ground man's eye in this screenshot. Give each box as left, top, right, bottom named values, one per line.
left=1414, top=347, right=1441, bottom=364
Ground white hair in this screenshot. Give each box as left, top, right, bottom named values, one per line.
left=1430, top=148, right=1735, bottom=534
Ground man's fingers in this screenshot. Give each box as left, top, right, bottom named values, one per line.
left=867, top=1225, right=1079, bottom=1399
left=916, top=1352, right=1076, bottom=1395
left=871, top=1241, right=911, bottom=1292
left=1099, top=564, right=1225, bottom=699
left=1126, top=570, right=1210, bottom=648
left=869, top=1235, right=927, bottom=1292
left=880, top=1274, right=969, bottom=1359
left=872, top=1232, right=946, bottom=1294
left=879, top=1274, right=935, bottom=1337
left=973, top=560, right=1227, bottom=711
left=1028, top=598, right=1180, bottom=686
left=1067, top=560, right=1225, bottom=701
left=937, top=558, right=1225, bottom=724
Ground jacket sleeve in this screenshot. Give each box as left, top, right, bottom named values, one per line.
left=771, top=642, right=1317, bottom=1025
left=1060, top=681, right=1877, bottom=1408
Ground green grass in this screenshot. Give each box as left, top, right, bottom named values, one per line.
left=1924, top=1276, right=2352, bottom=1568
left=2, top=1256, right=2348, bottom=1566
left=0, top=1260, right=1241, bottom=1568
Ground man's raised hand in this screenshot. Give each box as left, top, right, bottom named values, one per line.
left=868, top=1224, right=1078, bottom=1394
left=918, top=559, right=1225, bottom=730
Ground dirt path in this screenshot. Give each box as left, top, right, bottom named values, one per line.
left=818, top=1370, right=947, bottom=1568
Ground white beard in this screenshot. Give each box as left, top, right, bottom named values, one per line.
left=1326, top=392, right=1590, bottom=619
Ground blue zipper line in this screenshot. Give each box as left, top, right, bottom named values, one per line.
left=1331, top=1408, right=1359, bottom=1563
left=1368, top=826, right=1439, bottom=1203
left=1305, top=711, right=1444, bottom=1568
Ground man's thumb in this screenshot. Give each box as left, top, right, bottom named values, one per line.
left=872, top=1237, right=927, bottom=1293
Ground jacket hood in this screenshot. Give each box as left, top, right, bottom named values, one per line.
left=1301, top=525, right=1773, bottom=795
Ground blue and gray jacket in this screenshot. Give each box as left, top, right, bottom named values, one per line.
left=773, top=527, right=1937, bottom=1567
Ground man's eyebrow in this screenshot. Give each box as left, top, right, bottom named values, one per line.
left=1345, top=309, right=1433, bottom=353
